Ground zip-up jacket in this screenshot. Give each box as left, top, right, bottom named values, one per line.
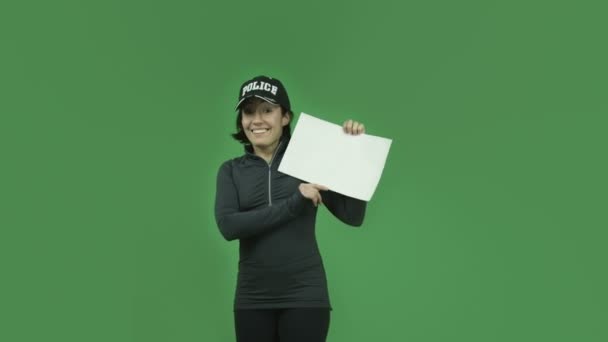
left=214, top=137, right=367, bottom=310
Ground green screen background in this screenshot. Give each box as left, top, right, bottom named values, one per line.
left=1, top=0, right=606, bottom=341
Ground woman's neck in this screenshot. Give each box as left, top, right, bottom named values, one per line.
left=253, top=140, right=281, bottom=164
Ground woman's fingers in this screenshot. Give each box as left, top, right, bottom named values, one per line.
left=310, top=190, right=321, bottom=206
left=313, top=184, right=329, bottom=191
left=358, top=123, right=365, bottom=134
left=343, top=120, right=353, bottom=134
left=314, top=190, right=323, bottom=206
left=299, top=183, right=327, bottom=206
left=343, top=120, right=365, bottom=135
left=313, top=194, right=318, bottom=206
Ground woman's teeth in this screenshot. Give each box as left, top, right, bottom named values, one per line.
left=252, top=129, right=269, bottom=134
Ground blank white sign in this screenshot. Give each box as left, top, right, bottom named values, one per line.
left=278, top=113, right=392, bottom=201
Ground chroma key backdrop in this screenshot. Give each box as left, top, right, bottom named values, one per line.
left=1, top=0, right=606, bottom=341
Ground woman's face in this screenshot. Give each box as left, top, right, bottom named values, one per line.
left=241, top=98, right=290, bottom=151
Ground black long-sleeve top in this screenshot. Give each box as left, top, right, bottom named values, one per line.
left=214, top=137, right=367, bottom=310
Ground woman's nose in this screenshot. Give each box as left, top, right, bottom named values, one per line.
left=252, top=112, right=264, bottom=121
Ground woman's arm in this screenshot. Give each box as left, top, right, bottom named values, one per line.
left=322, top=190, right=367, bottom=227
left=214, top=161, right=308, bottom=241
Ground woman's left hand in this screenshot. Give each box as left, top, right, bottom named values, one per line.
left=343, top=119, right=365, bottom=135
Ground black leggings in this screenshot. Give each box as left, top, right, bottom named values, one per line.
left=234, top=308, right=331, bottom=342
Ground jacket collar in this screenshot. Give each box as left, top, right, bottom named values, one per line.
left=244, top=136, right=289, bottom=164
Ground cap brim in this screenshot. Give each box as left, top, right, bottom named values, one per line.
left=234, top=95, right=278, bottom=111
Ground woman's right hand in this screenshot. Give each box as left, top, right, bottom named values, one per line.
left=298, top=183, right=329, bottom=207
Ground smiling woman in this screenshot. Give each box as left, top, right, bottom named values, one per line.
left=240, top=99, right=291, bottom=163
left=230, top=76, right=294, bottom=163
left=215, top=75, right=368, bottom=342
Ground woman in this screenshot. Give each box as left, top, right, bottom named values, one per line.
left=215, top=75, right=367, bottom=342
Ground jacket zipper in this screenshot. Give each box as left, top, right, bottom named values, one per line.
left=267, top=140, right=284, bottom=206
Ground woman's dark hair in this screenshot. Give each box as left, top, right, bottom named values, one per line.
left=231, top=106, right=293, bottom=152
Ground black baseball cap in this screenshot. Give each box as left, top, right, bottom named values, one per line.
left=235, top=75, right=291, bottom=112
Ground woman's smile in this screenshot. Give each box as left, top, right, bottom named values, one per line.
left=251, top=128, right=270, bottom=135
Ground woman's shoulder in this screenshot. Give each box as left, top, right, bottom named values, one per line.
left=218, top=155, right=248, bottom=172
